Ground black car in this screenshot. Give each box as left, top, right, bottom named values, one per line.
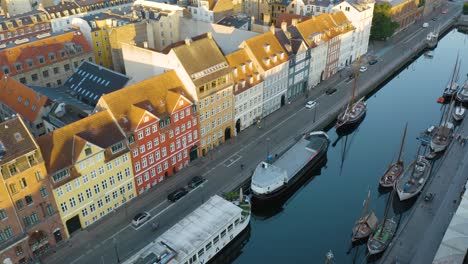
left=188, top=176, right=204, bottom=189
left=368, top=59, right=378, bottom=65
left=325, top=87, right=337, bottom=95
left=167, top=188, right=188, bottom=202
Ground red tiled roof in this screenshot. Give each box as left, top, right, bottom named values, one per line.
left=0, top=74, right=50, bottom=122
left=0, top=30, right=92, bottom=76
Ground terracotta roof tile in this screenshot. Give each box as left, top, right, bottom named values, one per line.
left=0, top=117, right=37, bottom=165
left=0, top=74, right=50, bottom=122
left=275, top=13, right=311, bottom=28
left=225, top=49, right=262, bottom=95
left=98, top=71, right=194, bottom=132
left=36, top=110, right=125, bottom=174
left=242, top=32, right=289, bottom=71
left=0, top=31, right=92, bottom=76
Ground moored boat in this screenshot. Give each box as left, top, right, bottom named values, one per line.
left=367, top=190, right=397, bottom=255
left=452, top=106, right=466, bottom=121
left=123, top=194, right=251, bottom=264
left=379, top=123, right=408, bottom=188
left=426, top=30, right=438, bottom=49
left=442, top=54, right=461, bottom=100
left=351, top=189, right=378, bottom=242
left=395, top=154, right=432, bottom=201
left=455, top=79, right=468, bottom=105
left=250, top=131, right=330, bottom=201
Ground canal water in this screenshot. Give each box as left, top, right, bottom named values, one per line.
left=214, top=28, right=468, bottom=264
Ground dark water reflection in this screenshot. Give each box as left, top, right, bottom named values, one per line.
left=227, top=29, right=468, bottom=264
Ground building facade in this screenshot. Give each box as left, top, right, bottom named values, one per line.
left=0, top=10, right=51, bottom=46
left=376, top=0, right=423, bottom=33
left=97, top=71, right=200, bottom=195
left=240, top=31, right=289, bottom=117
left=1, top=0, right=34, bottom=17
left=0, top=117, right=65, bottom=264
left=36, top=111, right=137, bottom=237
left=226, top=49, right=264, bottom=134
left=0, top=30, right=93, bottom=87
left=121, top=33, right=235, bottom=156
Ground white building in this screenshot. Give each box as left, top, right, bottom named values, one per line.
left=226, top=49, right=264, bottom=134
left=1, top=0, right=33, bottom=17
left=332, top=0, right=374, bottom=60
left=240, top=31, right=289, bottom=117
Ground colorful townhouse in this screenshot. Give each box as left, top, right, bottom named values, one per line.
left=36, top=111, right=137, bottom=237
left=226, top=49, right=264, bottom=134
left=0, top=10, right=51, bottom=46
left=96, top=71, right=200, bottom=194
left=0, top=117, right=64, bottom=264
left=121, top=33, right=235, bottom=157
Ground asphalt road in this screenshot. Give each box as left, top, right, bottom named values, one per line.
left=41, top=2, right=464, bottom=263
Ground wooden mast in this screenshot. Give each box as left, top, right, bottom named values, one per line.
left=349, top=56, right=361, bottom=110
left=396, top=123, right=408, bottom=163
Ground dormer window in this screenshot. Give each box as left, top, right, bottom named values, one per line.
left=240, top=79, right=246, bottom=88
left=263, top=43, right=270, bottom=52
left=111, top=142, right=125, bottom=154
left=52, top=169, right=69, bottom=183
left=233, top=68, right=238, bottom=77
left=263, top=57, right=270, bottom=66
left=26, top=59, right=33, bottom=67
left=249, top=75, right=254, bottom=84
left=85, top=147, right=92, bottom=156
left=49, top=52, right=56, bottom=61
left=37, top=56, right=45, bottom=64
left=14, top=63, right=22, bottom=71
left=2, top=66, right=10, bottom=75
left=248, top=60, right=253, bottom=70
left=240, top=63, right=246, bottom=73
left=278, top=52, right=285, bottom=60
left=271, top=55, right=278, bottom=63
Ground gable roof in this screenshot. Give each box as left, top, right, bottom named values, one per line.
left=242, top=32, right=289, bottom=71
left=63, top=61, right=130, bottom=106
left=274, top=13, right=311, bottom=28
left=168, top=34, right=231, bottom=87
left=36, top=110, right=125, bottom=174
left=225, top=49, right=262, bottom=95
left=0, top=30, right=92, bottom=76
left=0, top=75, right=50, bottom=122
left=98, top=70, right=194, bottom=132
left=0, top=117, right=37, bottom=165
left=212, top=0, right=234, bottom=12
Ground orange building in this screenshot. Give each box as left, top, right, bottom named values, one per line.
left=0, top=117, right=65, bottom=264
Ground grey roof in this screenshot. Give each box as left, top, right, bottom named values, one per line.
left=124, top=195, right=241, bottom=264
left=27, top=86, right=94, bottom=113
left=216, top=14, right=250, bottom=29
left=63, top=61, right=130, bottom=106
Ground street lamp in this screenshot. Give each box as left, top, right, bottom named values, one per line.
left=113, top=237, right=120, bottom=263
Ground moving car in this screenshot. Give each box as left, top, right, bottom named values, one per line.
left=368, top=59, right=378, bottom=65
left=305, top=100, right=317, bottom=109
left=441, top=9, right=448, bottom=14
left=359, top=66, right=368, bottom=73
left=422, top=22, right=429, bottom=28
left=188, top=176, right=204, bottom=189
left=167, top=188, right=189, bottom=202
left=325, top=87, right=337, bottom=95
left=132, top=212, right=151, bottom=227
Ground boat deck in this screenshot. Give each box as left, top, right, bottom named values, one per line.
left=397, top=159, right=431, bottom=193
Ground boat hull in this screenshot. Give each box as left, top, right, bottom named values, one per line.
left=251, top=149, right=328, bottom=201
left=367, top=218, right=397, bottom=255
left=335, top=105, right=367, bottom=134
left=379, top=162, right=404, bottom=188
left=430, top=139, right=448, bottom=153
left=395, top=158, right=432, bottom=201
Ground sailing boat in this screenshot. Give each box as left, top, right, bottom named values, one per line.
left=335, top=58, right=367, bottom=132
left=379, top=123, right=408, bottom=188
left=367, top=190, right=397, bottom=255
left=431, top=97, right=455, bottom=153
left=442, top=53, right=461, bottom=100
left=351, top=188, right=378, bottom=242
left=395, top=144, right=432, bottom=201
left=452, top=105, right=466, bottom=121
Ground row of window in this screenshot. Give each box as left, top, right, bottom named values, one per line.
left=200, top=113, right=231, bottom=136
left=83, top=194, right=135, bottom=228
left=0, top=226, right=14, bottom=242
left=0, top=23, right=49, bottom=41
left=198, top=88, right=231, bottom=110
left=7, top=170, right=43, bottom=194
left=199, top=101, right=232, bottom=122
left=136, top=151, right=188, bottom=184
left=61, top=182, right=133, bottom=214
left=56, top=167, right=131, bottom=197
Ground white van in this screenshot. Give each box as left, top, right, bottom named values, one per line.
left=422, top=23, right=429, bottom=28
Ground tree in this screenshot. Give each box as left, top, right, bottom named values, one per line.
left=371, top=3, right=400, bottom=40
left=464, top=2, right=468, bottom=15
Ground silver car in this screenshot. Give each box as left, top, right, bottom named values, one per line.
left=132, top=211, right=151, bottom=227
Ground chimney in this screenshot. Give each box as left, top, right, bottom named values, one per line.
left=269, top=24, right=275, bottom=34
left=207, top=31, right=213, bottom=39
left=185, top=38, right=191, bottom=46
left=281, top=21, right=287, bottom=32
left=292, top=18, right=298, bottom=26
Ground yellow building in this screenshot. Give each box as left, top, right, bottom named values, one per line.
left=37, top=111, right=136, bottom=237
left=90, top=27, right=113, bottom=69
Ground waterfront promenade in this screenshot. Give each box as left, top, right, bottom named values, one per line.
left=41, top=2, right=463, bottom=263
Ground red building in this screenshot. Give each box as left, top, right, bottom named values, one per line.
left=96, top=71, right=200, bottom=194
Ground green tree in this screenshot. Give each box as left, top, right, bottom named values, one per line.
left=464, top=2, right=468, bottom=15
left=371, top=3, right=400, bottom=40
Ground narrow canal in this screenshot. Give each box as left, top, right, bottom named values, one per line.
left=216, top=28, right=468, bottom=264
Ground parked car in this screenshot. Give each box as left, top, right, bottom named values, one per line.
left=432, top=17, right=437, bottom=21
left=359, top=66, right=368, bottom=73
left=325, top=87, right=337, bottom=95
left=305, top=100, right=317, bottom=109
left=441, top=9, right=448, bottom=14
left=188, top=176, right=204, bottom=189
left=422, top=22, right=429, bottom=28
left=132, top=211, right=151, bottom=227
left=368, top=59, right=378, bottom=65
left=167, top=188, right=189, bottom=202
